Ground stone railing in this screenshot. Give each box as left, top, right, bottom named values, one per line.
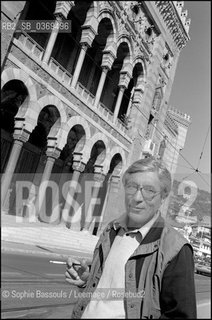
left=99, top=102, right=114, bottom=123
left=49, top=57, right=73, bottom=86
left=75, top=81, right=95, bottom=105
left=116, top=118, right=128, bottom=134
left=14, top=31, right=44, bottom=60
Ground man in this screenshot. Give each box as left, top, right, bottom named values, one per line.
left=66, top=156, right=197, bottom=318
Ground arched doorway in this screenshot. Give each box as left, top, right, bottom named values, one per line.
left=46, top=124, right=86, bottom=223
left=69, top=140, right=107, bottom=230
left=1, top=79, right=28, bottom=172
left=92, top=153, right=123, bottom=235
left=51, top=1, right=93, bottom=75
left=100, top=41, right=130, bottom=113
left=118, top=62, right=144, bottom=123
left=78, top=17, right=114, bottom=95
left=9, top=105, right=60, bottom=215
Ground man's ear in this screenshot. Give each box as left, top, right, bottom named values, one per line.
left=160, top=197, right=165, bottom=206
left=161, top=188, right=169, bottom=200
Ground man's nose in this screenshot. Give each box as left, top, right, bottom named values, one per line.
left=133, top=189, right=144, bottom=201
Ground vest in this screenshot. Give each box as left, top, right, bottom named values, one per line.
left=72, top=222, right=190, bottom=319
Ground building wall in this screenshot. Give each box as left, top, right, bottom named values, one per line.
left=1, top=1, right=26, bottom=66
left=1, top=1, right=191, bottom=233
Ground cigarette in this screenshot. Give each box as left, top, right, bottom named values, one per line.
left=49, top=260, right=66, bottom=264
left=49, top=260, right=81, bottom=266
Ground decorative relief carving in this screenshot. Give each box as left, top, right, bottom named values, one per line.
left=155, top=1, right=189, bottom=50
left=128, top=2, right=146, bottom=34
left=93, top=114, right=99, bottom=122
left=40, top=70, right=49, bottom=82
left=32, top=64, right=40, bottom=73
left=61, top=86, right=68, bottom=96
left=37, top=83, right=48, bottom=99
left=99, top=1, right=113, bottom=12
left=50, top=79, right=61, bottom=91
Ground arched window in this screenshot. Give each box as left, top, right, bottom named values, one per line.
left=152, top=87, right=162, bottom=112
left=158, top=137, right=167, bottom=160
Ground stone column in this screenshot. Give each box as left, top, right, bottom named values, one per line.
left=94, top=49, right=116, bottom=107
left=113, top=86, right=125, bottom=123
left=125, top=88, right=134, bottom=118
left=42, top=17, right=63, bottom=64
left=1, top=130, right=29, bottom=208
left=71, top=19, right=98, bottom=88
left=94, top=67, right=109, bottom=107
left=70, top=43, right=89, bottom=88
left=126, top=80, right=146, bottom=137
left=96, top=160, right=123, bottom=235
left=35, top=147, right=61, bottom=221
left=113, top=65, right=132, bottom=123
left=83, top=171, right=105, bottom=233
left=42, top=1, right=74, bottom=64
left=95, top=176, right=111, bottom=236
left=61, top=158, right=85, bottom=228
left=97, top=174, right=121, bottom=235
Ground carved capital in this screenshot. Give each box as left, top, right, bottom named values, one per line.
left=72, top=161, right=85, bottom=173
left=46, top=147, right=61, bottom=159
left=93, top=172, right=105, bottom=184
left=111, top=175, right=120, bottom=184
left=132, top=88, right=144, bottom=104
left=118, top=72, right=131, bottom=89
left=109, top=175, right=121, bottom=193
left=80, top=23, right=97, bottom=47
left=101, top=51, right=116, bottom=70
left=54, top=1, right=74, bottom=19
left=13, top=128, right=30, bottom=143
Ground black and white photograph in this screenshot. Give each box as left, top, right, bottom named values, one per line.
left=1, top=1, right=211, bottom=319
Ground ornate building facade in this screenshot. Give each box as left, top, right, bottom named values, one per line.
left=1, top=1, right=191, bottom=235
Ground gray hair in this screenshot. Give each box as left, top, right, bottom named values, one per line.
left=122, top=156, right=172, bottom=199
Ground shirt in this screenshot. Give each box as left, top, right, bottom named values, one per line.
left=81, top=211, right=160, bottom=319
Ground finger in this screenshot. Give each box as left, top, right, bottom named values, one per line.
left=80, top=259, right=88, bottom=271
left=65, top=277, right=84, bottom=286
left=66, top=257, right=80, bottom=268
left=65, top=269, right=80, bottom=281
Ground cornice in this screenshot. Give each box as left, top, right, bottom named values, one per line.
left=154, top=1, right=190, bottom=50
left=164, top=112, right=178, bottom=136
left=168, top=107, right=192, bottom=127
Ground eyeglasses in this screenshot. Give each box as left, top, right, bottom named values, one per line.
left=125, top=183, right=160, bottom=200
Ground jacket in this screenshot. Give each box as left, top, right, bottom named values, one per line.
left=72, top=215, right=196, bottom=318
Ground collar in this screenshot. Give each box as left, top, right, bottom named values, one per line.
left=112, top=211, right=161, bottom=241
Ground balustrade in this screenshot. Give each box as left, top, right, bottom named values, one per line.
left=15, top=31, right=44, bottom=60
left=49, top=57, right=73, bottom=85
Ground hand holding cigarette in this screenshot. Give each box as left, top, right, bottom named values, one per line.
left=65, top=257, right=90, bottom=287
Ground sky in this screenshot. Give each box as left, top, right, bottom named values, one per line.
left=168, top=1, right=211, bottom=192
